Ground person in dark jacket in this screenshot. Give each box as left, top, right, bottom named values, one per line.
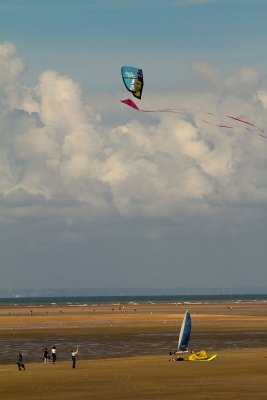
left=43, top=347, right=50, bottom=363
left=17, top=352, right=25, bottom=370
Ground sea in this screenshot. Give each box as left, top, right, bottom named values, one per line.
left=1, top=294, right=267, bottom=365
left=1, top=293, right=267, bottom=307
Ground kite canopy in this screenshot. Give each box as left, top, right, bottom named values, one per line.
left=121, top=66, right=143, bottom=99
left=187, top=350, right=208, bottom=361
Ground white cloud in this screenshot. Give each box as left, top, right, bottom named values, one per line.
left=192, top=62, right=261, bottom=92
left=0, top=42, right=25, bottom=87
left=1, top=42, right=267, bottom=224
left=257, top=90, right=267, bottom=109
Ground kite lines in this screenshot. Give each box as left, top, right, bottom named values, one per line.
left=120, top=98, right=266, bottom=139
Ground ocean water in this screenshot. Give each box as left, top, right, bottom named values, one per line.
left=1, top=294, right=267, bottom=307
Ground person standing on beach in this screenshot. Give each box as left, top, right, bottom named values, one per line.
left=43, top=347, right=50, bottom=363
left=71, top=346, right=79, bottom=369
left=17, top=352, right=25, bottom=371
left=51, top=346, right=57, bottom=364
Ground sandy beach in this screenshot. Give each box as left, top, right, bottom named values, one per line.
left=1, top=301, right=267, bottom=399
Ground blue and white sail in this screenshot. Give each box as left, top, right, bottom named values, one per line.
left=121, top=66, right=143, bottom=99
left=177, top=310, right=191, bottom=352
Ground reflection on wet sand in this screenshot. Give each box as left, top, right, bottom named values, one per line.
left=1, top=330, right=267, bottom=365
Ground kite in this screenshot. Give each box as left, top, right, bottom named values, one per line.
left=121, top=66, right=143, bottom=99
left=120, top=67, right=266, bottom=138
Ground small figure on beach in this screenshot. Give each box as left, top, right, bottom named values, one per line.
left=51, top=346, right=57, bottom=364
left=168, top=352, right=185, bottom=362
left=71, top=346, right=79, bottom=369
left=43, top=347, right=50, bottom=363
left=17, top=352, right=26, bottom=370
left=174, top=356, right=185, bottom=361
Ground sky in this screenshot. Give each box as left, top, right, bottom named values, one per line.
left=1, top=0, right=267, bottom=294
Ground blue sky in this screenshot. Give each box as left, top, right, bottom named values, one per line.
left=1, top=0, right=267, bottom=90
left=1, top=0, right=267, bottom=294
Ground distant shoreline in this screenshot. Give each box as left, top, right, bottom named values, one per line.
left=1, top=293, right=267, bottom=307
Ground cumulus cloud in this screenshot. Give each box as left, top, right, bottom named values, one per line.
left=0, top=42, right=25, bottom=86
left=1, top=42, right=267, bottom=224
left=192, top=62, right=261, bottom=93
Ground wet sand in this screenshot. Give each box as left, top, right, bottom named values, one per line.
left=0, top=301, right=267, bottom=399
left=1, top=301, right=267, bottom=365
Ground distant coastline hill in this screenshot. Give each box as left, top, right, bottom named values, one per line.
left=0, top=286, right=267, bottom=298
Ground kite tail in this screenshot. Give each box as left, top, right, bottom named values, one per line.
left=226, top=115, right=265, bottom=134
left=121, top=99, right=266, bottom=138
